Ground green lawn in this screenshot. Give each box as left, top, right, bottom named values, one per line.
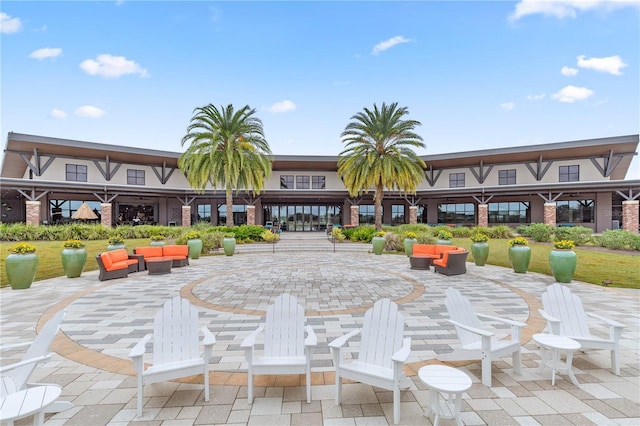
left=1, top=238, right=639, bottom=289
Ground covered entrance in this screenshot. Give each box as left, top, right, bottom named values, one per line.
left=264, top=204, right=342, bottom=232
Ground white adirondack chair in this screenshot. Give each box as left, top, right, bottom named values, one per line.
left=241, top=293, right=317, bottom=404
left=539, top=283, right=626, bottom=375
left=437, top=287, right=525, bottom=387
left=129, top=296, right=216, bottom=417
left=0, top=309, right=73, bottom=415
left=329, top=298, right=411, bottom=426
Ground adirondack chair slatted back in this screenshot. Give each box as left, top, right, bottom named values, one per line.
left=542, top=284, right=590, bottom=337
left=153, top=297, right=200, bottom=365
left=445, top=287, right=483, bottom=347
left=3, top=310, right=65, bottom=395
left=264, top=294, right=305, bottom=358
left=359, top=299, right=404, bottom=369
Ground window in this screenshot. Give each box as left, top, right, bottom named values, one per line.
left=218, top=204, right=247, bottom=226
left=391, top=205, right=405, bottom=224
left=498, top=169, right=516, bottom=185
left=559, top=165, right=579, bottom=182
left=488, top=201, right=530, bottom=223
left=296, top=176, right=310, bottom=189
left=280, top=175, right=294, bottom=189
left=557, top=199, right=594, bottom=223
left=127, top=169, right=145, bottom=185
left=359, top=205, right=376, bottom=225
left=449, top=173, right=465, bottom=188
left=437, top=203, right=475, bottom=224
left=66, top=164, right=87, bottom=182
left=312, top=176, right=326, bottom=189
left=197, top=204, right=211, bottom=223
left=50, top=199, right=101, bottom=224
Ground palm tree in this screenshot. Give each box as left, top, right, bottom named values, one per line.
left=179, top=104, right=273, bottom=227
left=338, top=102, right=426, bottom=231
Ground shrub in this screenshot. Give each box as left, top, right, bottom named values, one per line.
left=553, top=226, right=593, bottom=246
left=437, top=230, right=453, bottom=240
left=108, top=235, right=124, bottom=245
left=596, top=229, right=636, bottom=250
left=350, top=226, right=376, bottom=242
left=331, top=227, right=346, bottom=241
left=527, top=223, right=553, bottom=242
left=485, top=225, right=514, bottom=239
left=383, top=232, right=403, bottom=251
left=261, top=230, right=279, bottom=242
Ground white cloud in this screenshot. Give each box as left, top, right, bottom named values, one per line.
left=500, top=102, right=515, bottom=110
left=561, top=66, right=578, bottom=76
left=79, top=54, right=149, bottom=78
left=29, top=47, right=62, bottom=60
left=552, top=85, right=594, bottom=103
left=509, top=0, right=639, bottom=22
left=267, top=100, right=296, bottom=113
left=577, top=55, right=627, bottom=75
left=0, top=12, right=22, bottom=34
left=75, top=105, right=106, bottom=118
left=50, top=109, right=67, bottom=119
left=527, top=93, right=546, bottom=101
left=372, top=36, right=412, bottom=56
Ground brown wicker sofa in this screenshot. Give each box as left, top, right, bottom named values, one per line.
left=433, top=248, right=469, bottom=275
left=134, top=245, right=189, bottom=269
left=95, top=249, right=140, bottom=281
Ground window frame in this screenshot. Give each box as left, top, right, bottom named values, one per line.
left=127, top=169, right=145, bottom=186
left=65, top=164, right=87, bottom=182
left=449, top=172, right=465, bottom=188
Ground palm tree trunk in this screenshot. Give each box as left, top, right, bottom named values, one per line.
left=226, top=189, right=234, bottom=227
left=374, top=184, right=383, bottom=231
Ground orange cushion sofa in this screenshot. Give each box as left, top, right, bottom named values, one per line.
left=95, top=249, right=141, bottom=281
left=412, top=244, right=459, bottom=259
left=433, top=247, right=469, bottom=275
left=134, top=245, right=189, bottom=269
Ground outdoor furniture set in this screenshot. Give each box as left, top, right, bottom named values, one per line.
left=95, top=245, right=189, bottom=281
left=3, top=284, right=626, bottom=425
left=409, top=244, right=469, bottom=275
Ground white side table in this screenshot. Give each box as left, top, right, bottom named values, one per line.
left=0, top=384, right=62, bottom=425
left=419, top=365, right=472, bottom=426
left=533, top=333, right=581, bottom=386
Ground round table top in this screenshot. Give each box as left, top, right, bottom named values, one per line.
left=418, top=365, right=472, bottom=393
left=0, top=385, right=61, bottom=422
left=533, top=333, right=581, bottom=351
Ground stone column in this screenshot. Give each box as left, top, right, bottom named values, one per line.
left=100, top=203, right=112, bottom=228
left=409, top=206, right=417, bottom=225
left=622, top=200, right=639, bottom=234
left=246, top=205, right=256, bottom=226
left=477, top=204, right=488, bottom=227
left=350, top=205, right=359, bottom=226
left=544, top=202, right=556, bottom=227
left=182, top=205, right=191, bottom=227
left=25, top=200, right=41, bottom=226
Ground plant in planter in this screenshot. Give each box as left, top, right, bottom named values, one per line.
left=222, top=232, right=236, bottom=256
left=469, top=233, right=489, bottom=266
left=61, top=239, right=87, bottom=278
left=436, top=229, right=453, bottom=245
left=507, top=236, right=530, bottom=273
left=372, top=231, right=386, bottom=255
left=403, top=231, right=418, bottom=257
left=186, top=231, right=203, bottom=259
left=150, top=234, right=166, bottom=246
left=5, top=242, right=38, bottom=289
left=549, top=239, right=577, bottom=283
left=107, top=235, right=125, bottom=251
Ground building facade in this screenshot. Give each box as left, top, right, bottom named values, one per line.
left=1, top=132, right=639, bottom=233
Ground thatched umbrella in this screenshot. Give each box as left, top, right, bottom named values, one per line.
left=72, top=202, right=98, bottom=220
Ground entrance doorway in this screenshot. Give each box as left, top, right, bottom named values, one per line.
left=264, top=204, right=342, bottom=232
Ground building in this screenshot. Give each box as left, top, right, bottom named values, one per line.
left=1, top=132, right=639, bottom=233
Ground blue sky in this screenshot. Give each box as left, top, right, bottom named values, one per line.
left=1, top=1, right=639, bottom=178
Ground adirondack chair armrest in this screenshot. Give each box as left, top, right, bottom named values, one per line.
left=477, top=313, right=526, bottom=328
left=240, top=326, right=264, bottom=348
left=0, top=354, right=52, bottom=374
left=587, top=312, right=626, bottom=329
left=304, top=325, right=317, bottom=347
left=447, top=319, right=494, bottom=337
left=391, top=337, right=411, bottom=363
left=328, top=329, right=361, bottom=349
left=537, top=309, right=561, bottom=334
left=0, top=342, right=32, bottom=352
left=129, top=334, right=152, bottom=359
left=201, top=326, right=216, bottom=347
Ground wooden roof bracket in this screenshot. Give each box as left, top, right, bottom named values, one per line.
left=93, top=155, right=122, bottom=181
left=537, top=191, right=563, bottom=203
left=525, top=156, right=553, bottom=181
left=424, top=166, right=442, bottom=187
left=469, top=160, right=493, bottom=184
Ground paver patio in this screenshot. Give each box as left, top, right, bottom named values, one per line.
left=1, top=235, right=638, bottom=425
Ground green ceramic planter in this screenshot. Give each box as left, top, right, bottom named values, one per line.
left=61, top=248, right=87, bottom=278
left=5, top=253, right=39, bottom=289
left=150, top=241, right=166, bottom=246
left=107, top=243, right=126, bottom=251
left=403, top=238, right=417, bottom=257
left=436, top=239, right=452, bottom=245
left=549, top=249, right=577, bottom=283
left=372, top=237, right=385, bottom=255
left=509, top=245, right=531, bottom=273
left=471, top=242, right=489, bottom=266
left=187, top=239, right=203, bottom=259
left=222, top=237, right=236, bottom=256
